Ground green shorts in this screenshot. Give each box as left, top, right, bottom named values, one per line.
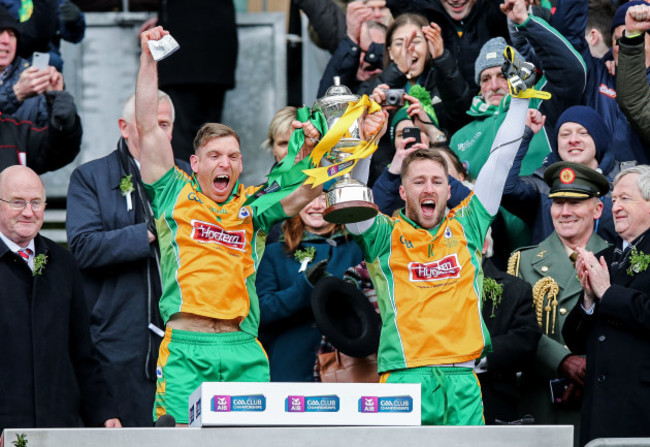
left=381, top=366, right=484, bottom=426
left=154, top=327, right=270, bottom=424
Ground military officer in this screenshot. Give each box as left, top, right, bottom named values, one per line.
left=508, top=162, right=610, bottom=445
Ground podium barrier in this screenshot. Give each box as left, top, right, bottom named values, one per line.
left=586, top=439, right=650, bottom=447
left=2, top=425, right=573, bottom=447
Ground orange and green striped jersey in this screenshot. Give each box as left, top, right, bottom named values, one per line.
left=145, top=167, right=286, bottom=336
left=354, top=193, right=493, bottom=373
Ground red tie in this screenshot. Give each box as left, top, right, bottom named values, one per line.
left=18, top=248, right=32, bottom=263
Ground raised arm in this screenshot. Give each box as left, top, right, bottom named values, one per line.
left=135, top=27, right=175, bottom=185
left=474, top=97, right=529, bottom=215
left=617, top=5, right=650, bottom=147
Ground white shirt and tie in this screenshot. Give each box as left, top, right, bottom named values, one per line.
left=0, top=232, right=35, bottom=271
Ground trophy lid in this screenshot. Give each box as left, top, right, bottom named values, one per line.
left=313, top=76, right=359, bottom=110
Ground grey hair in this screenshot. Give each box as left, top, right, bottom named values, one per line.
left=614, top=165, right=650, bottom=200
left=121, top=90, right=175, bottom=123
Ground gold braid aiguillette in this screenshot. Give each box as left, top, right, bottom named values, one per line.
left=532, top=277, right=560, bottom=335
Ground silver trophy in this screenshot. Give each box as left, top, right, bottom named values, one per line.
left=312, top=77, right=378, bottom=224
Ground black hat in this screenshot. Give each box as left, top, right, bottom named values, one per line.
left=544, top=161, right=610, bottom=199
left=0, top=7, right=19, bottom=38
left=311, top=276, right=381, bottom=358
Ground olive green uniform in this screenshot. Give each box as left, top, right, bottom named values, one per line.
left=509, top=232, right=608, bottom=443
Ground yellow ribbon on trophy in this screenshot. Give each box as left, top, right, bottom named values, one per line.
left=303, top=95, right=383, bottom=188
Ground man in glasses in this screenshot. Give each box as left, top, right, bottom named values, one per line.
left=0, top=165, right=121, bottom=434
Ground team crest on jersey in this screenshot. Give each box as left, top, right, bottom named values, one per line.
left=190, top=219, right=246, bottom=251
left=238, top=207, right=251, bottom=219
left=408, top=254, right=461, bottom=282
left=444, top=227, right=452, bottom=239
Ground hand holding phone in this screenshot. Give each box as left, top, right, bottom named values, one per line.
left=402, top=127, right=421, bottom=149
left=32, top=52, right=50, bottom=71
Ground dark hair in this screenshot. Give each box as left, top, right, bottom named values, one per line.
left=281, top=206, right=343, bottom=253
left=588, top=0, right=616, bottom=47
left=384, top=13, right=431, bottom=75
left=401, top=149, right=448, bottom=179
left=193, top=123, right=241, bottom=153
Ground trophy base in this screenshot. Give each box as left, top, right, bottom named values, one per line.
left=323, top=201, right=378, bottom=224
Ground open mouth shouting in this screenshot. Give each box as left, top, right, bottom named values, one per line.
left=214, top=174, right=230, bottom=193
left=421, top=199, right=436, bottom=217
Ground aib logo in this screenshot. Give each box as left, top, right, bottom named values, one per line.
left=212, top=396, right=231, bottom=412
left=360, top=396, right=379, bottom=413
left=286, top=396, right=305, bottom=412
left=359, top=396, right=413, bottom=413
left=211, top=394, right=266, bottom=412
left=285, top=395, right=339, bottom=412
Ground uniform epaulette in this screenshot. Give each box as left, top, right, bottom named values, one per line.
left=507, top=251, right=520, bottom=277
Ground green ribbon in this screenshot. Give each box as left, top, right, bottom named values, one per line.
left=243, top=107, right=327, bottom=214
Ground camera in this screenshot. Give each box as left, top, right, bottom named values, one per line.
left=382, top=88, right=405, bottom=107
left=363, top=42, right=384, bottom=71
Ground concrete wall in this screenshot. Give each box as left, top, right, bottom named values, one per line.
left=43, top=11, right=286, bottom=199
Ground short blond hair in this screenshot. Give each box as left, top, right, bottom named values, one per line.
left=193, top=123, right=241, bottom=153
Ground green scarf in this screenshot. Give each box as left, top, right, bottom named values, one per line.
left=243, top=107, right=327, bottom=214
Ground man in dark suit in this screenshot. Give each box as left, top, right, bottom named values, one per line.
left=66, top=91, right=189, bottom=427
left=564, top=164, right=650, bottom=446
left=0, top=165, right=121, bottom=436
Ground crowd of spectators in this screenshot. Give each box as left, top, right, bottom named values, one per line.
left=2, top=0, right=650, bottom=446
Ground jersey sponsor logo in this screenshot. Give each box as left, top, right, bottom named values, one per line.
left=598, top=83, right=616, bottom=99
left=285, top=395, right=340, bottom=412
left=408, top=254, right=461, bottom=282
left=359, top=396, right=413, bottom=413
left=191, top=219, right=246, bottom=251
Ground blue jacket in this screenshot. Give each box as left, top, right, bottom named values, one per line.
left=257, top=231, right=363, bottom=382
left=551, top=0, right=649, bottom=164
left=0, top=56, right=50, bottom=126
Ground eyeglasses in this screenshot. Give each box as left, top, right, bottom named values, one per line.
left=0, top=198, right=46, bottom=211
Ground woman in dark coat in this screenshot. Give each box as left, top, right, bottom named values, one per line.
left=256, top=193, right=363, bottom=382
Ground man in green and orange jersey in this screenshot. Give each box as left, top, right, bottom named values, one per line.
left=347, top=93, right=530, bottom=425
left=135, top=26, right=387, bottom=425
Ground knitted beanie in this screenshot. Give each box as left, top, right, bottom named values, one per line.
left=555, top=105, right=612, bottom=164
left=0, top=6, right=19, bottom=38
left=474, top=37, right=523, bottom=85
left=611, top=0, right=647, bottom=33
